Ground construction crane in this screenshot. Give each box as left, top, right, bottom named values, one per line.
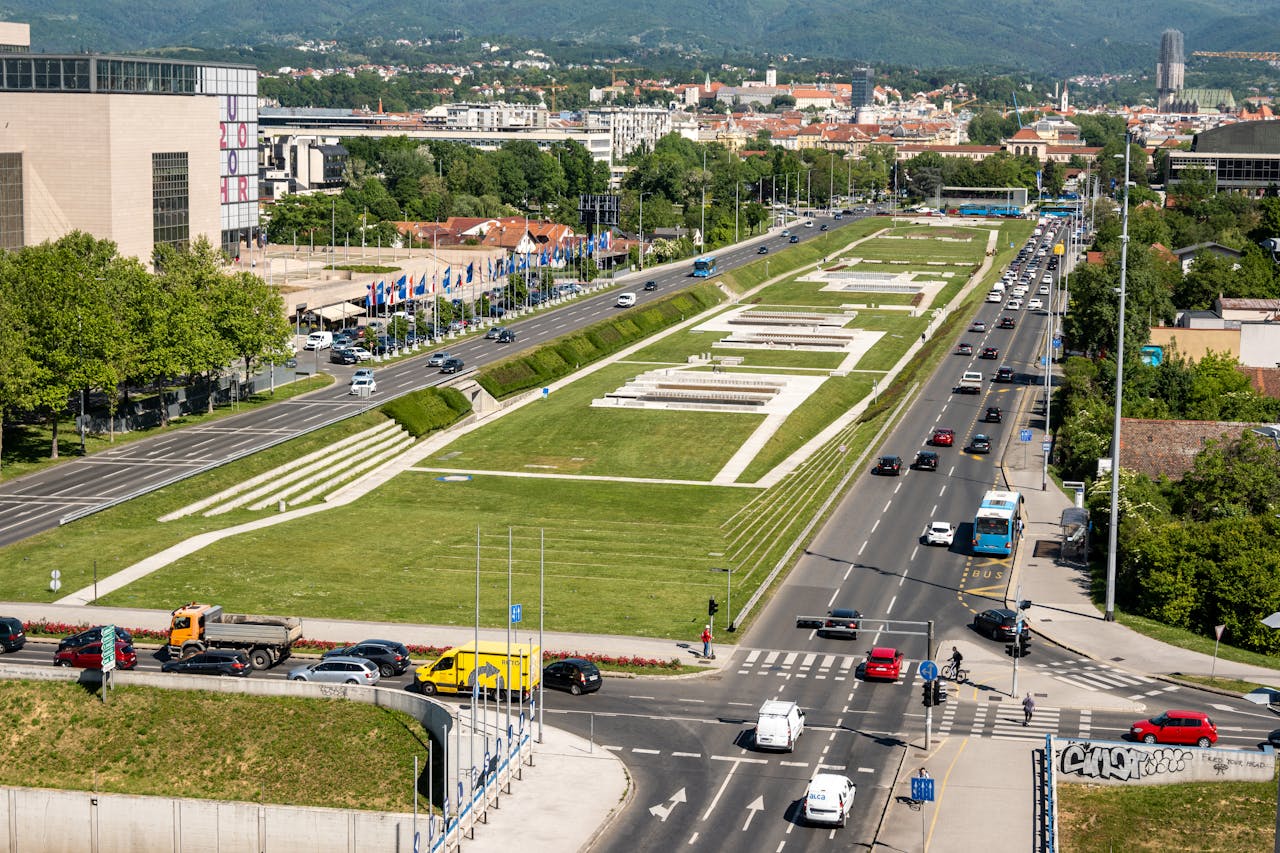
left=610, top=66, right=642, bottom=86
left=545, top=77, right=567, bottom=113
left=1193, top=50, right=1280, bottom=62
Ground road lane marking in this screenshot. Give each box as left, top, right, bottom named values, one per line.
left=687, top=833, right=698, bottom=845
left=883, top=500, right=892, bottom=513
left=910, top=546, right=918, bottom=561
left=843, top=564, right=853, bottom=581
left=633, top=748, right=661, bottom=754
left=672, top=752, right=702, bottom=758
left=780, top=761, right=808, bottom=767
left=764, top=652, right=779, bottom=665
left=827, top=589, right=839, bottom=607
left=858, top=541, right=867, bottom=555
left=782, top=652, right=798, bottom=666
left=858, top=766, right=874, bottom=773
left=745, top=650, right=761, bottom=664
left=871, top=519, right=880, bottom=533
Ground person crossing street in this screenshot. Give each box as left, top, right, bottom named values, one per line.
left=1022, top=692, right=1035, bottom=726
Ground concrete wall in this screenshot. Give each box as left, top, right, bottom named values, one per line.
left=1239, top=323, right=1280, bottom=368
left=1051, top=736, right=1274, bottom=786
left=1147, top=326, right=1239, bottom=361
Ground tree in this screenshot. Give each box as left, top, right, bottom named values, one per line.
left=0, top=251, right=38, bottom=468
left=1178, top=431, right=1280, bottom=520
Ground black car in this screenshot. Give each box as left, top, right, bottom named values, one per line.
left=972, top=608, right=1031, bottom=643
left=0, top=616, right=25, bottom=652
left=984, top=407, right=1003, bottom=423
left=323, top=641, right=411, bottom=677
left=161, top=649, right=251, bottom=676
left=913, top=450, right=939, bottom=471
left=440, top=357, right=465, bottom=374
left=497, top=329, right=517, bottom=343
left=969, top=434, right=992, bottom=454
left=643, top=280, right=658, bottom=291
left=998, top=316, right=1016, bottom=329
left=995, top=366, right=1015, bottom=383
left=329, top=348, right=358, bottom=365
left=757, top=246, right=769, bottom=254
left=819, top=224, right=829, bottom=231
left=819, top=608, right=861, bottom=639
left=789, top=235, right=800, bottom=243
left=543, top=658, right=602, bottom=695
left=980, top=346, right=999, bottom=360
left=57, top=625, right=133, bottom=652
left=873, top=455, right=902, bottom=476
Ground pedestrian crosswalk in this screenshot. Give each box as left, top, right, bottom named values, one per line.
left=737, top=648, right=865, bottom=682
left=1030, top=658, right=1182, bottom=701
left=935, top=701, right=1095, bottom=742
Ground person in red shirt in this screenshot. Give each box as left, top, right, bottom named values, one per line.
left=701, top=625, right=713, bottom=659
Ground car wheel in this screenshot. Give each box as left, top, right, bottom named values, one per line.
left=292, top=675, right=307, bottom=681
left=345, top=679, right=359, bottom=685
left=1196, top=736, right=1211, bottom=748
left=570, top=683, right=583, bottom=696
left=1142, top=734, right=1157, bottom=744
left=55, top=659, right=71, bottom=667
left=379, top=663, right=394, bottom=678
left=421, top=682, right=438, bottom=695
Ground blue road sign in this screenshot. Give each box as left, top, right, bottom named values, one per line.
left=542, top=388, right=550, bottom=399
left=1053, top=335, right=1062, bottom=346
left=1019, top=429, right=1033, bottom=443
left=918, top=660, right=938, bottom=682
left=911, top=776, right=936, bottom=802
left=1042, top=440, right=1052, bottom=452
left=510, top=603, right=523, bottom=623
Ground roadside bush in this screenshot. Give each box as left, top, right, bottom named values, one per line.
left=379, top=387, right=471, bottom=437
left=477, top=284, right=724, bottom=398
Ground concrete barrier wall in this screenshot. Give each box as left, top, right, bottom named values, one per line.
left=1051, top=736, right=1275, bottom=786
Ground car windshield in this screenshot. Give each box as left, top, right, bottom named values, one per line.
left=869, top=654, right=894, bottom=664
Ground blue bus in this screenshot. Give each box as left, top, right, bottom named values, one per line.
left=692, top=256, right=718, bottom=277
left=972, top=489, right=1023, bottom=556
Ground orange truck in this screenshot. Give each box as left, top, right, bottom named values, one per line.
left=166, top=602, right=302, bottom=670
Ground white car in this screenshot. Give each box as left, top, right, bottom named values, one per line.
left=1012, top=286, right=1028, bottom=297
left=1028, top=298, right=1044, bottom=311
left=349, top=376, right=377, bottom=395
left=924, top=521, right=956, bottom=547
left=1038, top=284, right=1050, bottom=295
left=616, top=292, right=637, bottom=308
left=804, top=774, right=855, bottom=827
left=350, top=368, right=375, bottom=385
left=985, top=291, right=1001, bottom=303
left=1006, top=299, right=1023, bottom=311
left=349, top=346, right=374, bottom=362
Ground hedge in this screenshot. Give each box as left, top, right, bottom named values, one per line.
left=477, top=284, right=725, bottom=398
left=379, top=387, right=472, bottom=437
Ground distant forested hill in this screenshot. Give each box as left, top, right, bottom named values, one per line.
left=4, top=0, right=1279, bottom=74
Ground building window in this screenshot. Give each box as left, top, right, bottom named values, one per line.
left=153, top=152, right=189, bottom=251
left=0, top=152, right=22, bottom=251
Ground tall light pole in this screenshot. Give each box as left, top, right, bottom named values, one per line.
left=829, top=152, right=835, bottom=214
left=1104, top=137, right=1132, bottom=623
left=638, top=191, right=650, bottom=271
left=700, top=148, right=707, bottom=251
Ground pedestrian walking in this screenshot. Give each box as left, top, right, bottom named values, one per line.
left=701, top=624, right=714, bottom=659
left=916, top=767, right=930, bottom=780
left=1022, top=692, right=1035, bottom=726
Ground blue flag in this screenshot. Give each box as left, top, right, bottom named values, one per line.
left=466, top=262, right=474, bottom=283
left=443, top=267, right=451, bottom=291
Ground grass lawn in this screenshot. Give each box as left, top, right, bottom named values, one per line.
left=425, top=362, right=762, bottom=480
left=1057, top=778, right=1275, bottom=852
left=751, top=279, right=919, bottom=307
left=626, top=328, right=845, bottom=370
left=1, top=680, right=431, bottom=812
left=1113, top=610, right=1280, bottom=673
left=100, top=474, right=751, bottom=639
left=737, top=374, right=875, bottom=483
left=0, top=375, right=333, bottom=484
left=1174, top=674, right=1272, bottom=694
left=0, top=410, right=390, bottom=602
left=719, top=219, right=886, bottom=296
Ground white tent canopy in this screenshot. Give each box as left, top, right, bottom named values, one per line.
left=312, top=302, right=364, bottom=322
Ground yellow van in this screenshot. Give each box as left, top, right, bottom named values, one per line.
left=414, top=641, right=542, bottom=698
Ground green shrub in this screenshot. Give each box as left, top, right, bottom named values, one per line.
left=380, top=387, right=472, bottom=437
left=477, top=284, right=725, bottom=398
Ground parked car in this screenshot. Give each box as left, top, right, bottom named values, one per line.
left=349, top=376, right=377, bottom=395
left=972, top=608, right=1031, bottom=642
left=955, top=342, right=973, bottom=356
left=643, top=280, right=658, bottom=291
left=924, top=522, right=955, bottom=546
left=863, top=647, right=904, bottom=680
left=54, top=640, right=137, bottom=671
left=984, top=407, right=1003, bottom=423
left=323, top=641, right=411, bottom=677
left=969, top=434, right=991, bottom=454
left=440, top=357, right=465, bottom=374
left=288, top=656, right=380, bottom=686
left=912, top=450, right=938, bottom=471
left=161, top=649, right=251, bottom=676
left=543, top=658, right=603, bottom=695
left=873, top=455, right=902, bottom=476
left=819, top=608, right=861, bottom=640
left=1129, top=711, right=1217, bottom=747
left=329, top=348, right=358, bottom=365
left=348, top=346, right=374, bottom=362
left=0, top=616, right=25, bottom=652
left=804, top=774, right=855, bottom=827
left=57, top=626, right=133, bottom=653
left=931, top=428, right=955, bottom=447
left=427, top=351, right=451, bottom=367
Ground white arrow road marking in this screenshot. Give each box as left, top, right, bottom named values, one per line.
left=743, top=796, right=765, bottom=831
left=649, top=787, right=688, bottom=822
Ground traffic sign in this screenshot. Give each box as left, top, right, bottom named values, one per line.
left=911, top=776, right=936, bottom=802
left=1019, top=429, right=1033, bottom=443
left=101, top=625, right=117, bottom=673
left=510, top=604, right=523, bottom=624
left=1042, top=440, right=1052, bottom=452
left=918, top=660, right=938, bottom=682
left=1053, top=335, right=1062, bottom=346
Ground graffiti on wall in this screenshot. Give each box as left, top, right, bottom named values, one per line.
left=1058, top=741, right=1192, bottom=782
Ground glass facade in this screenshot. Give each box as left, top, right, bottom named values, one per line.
left=0, top=152, right=21, bottom=251
left=153, top=152, right=190, bottom=250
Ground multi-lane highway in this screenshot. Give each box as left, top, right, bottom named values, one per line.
left=0, top=214, right=848, bottom=548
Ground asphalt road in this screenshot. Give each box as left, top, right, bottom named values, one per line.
left=0, top=213, right=850, bottom=549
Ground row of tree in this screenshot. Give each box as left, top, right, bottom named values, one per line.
left=0, top=234, right=291, bottom=464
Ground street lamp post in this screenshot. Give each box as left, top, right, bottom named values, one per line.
left=700, top=148, right=707, bottom=252
left=712, top=568, right=734, bottom=631
left=1104, top=138, right=1132, bottom=623
left=638, top=191, right=650, bottom=271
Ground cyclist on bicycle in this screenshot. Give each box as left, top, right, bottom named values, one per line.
left=949, top=646, right=963, bottom=674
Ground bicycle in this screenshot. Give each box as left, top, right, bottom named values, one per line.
left=941, top=662, right=968, bottom=682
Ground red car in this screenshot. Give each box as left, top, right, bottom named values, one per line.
left=53, top=640, right=138, bottom=671
left=863, top=647, right=904, bottom=681
left=1129, top=711, right=1217, bottom=747
left=931, top=428, right=955, bottom=447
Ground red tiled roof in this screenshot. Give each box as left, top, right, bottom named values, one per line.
left=1119, top=419, right=1254, bottom=480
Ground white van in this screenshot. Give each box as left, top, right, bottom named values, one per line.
left=755, top=699, right=805, bottom=751
left=991, top=281, right=1005, bottom=293
left=304, top=331, right=333, bottom=351
left=616, top=292, right=637, bottom=308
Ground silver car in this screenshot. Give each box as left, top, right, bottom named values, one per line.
left=427, top=351, right=451, bottom=367
left=288, top=656, right=380, bottom=685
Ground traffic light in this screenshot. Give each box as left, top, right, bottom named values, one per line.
left=932, top=681, right=946, bottom=705
left=708, top=598, right=719, bottom=618
left=922, top=682, right=934, bottom=707
left=1006, top=636, right=1029, bottom=658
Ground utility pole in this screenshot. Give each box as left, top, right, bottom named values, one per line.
left=1104, top=137, right=1132, bottom=623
